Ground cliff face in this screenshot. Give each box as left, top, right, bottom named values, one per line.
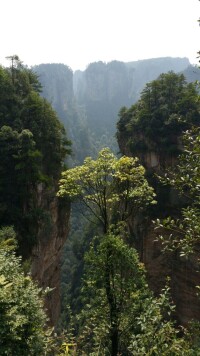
left=31, top=184, right=70, bottom=325
left=34, top=63, right=74, bottom=115
left=118, top=137, right=200, bottom=325
left=135, top=221, right=200, bottom=325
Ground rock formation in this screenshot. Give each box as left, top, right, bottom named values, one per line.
left=31, top=184, right=70, bottom=325
left=118, top=135, right=200, bottom=325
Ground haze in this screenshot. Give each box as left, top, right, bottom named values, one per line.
left=1, top=0, right=199, bottom=71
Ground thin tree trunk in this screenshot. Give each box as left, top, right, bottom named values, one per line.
left=111, top=325, right=119, bottom=356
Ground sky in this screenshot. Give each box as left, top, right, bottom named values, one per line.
left=0, top=0, right=199, bottom=72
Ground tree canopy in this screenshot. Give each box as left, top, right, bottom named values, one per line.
left=0, top=57, right=71, bottom=255
left=62, top=231, right=195, bottom=355
left=117, top=72, right=200, bottom=154
left=58, top=148, right=156, bottom=233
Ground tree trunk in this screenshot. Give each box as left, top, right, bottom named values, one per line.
left=111, top=326, right=119, bottom=356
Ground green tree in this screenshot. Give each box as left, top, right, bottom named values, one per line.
left=58, top=148, right=156, bottom=355
left=77, top=232, right=150, bottom=355
left=58, top=147, right=156, bottom=233
left=0, top=126, right=43, bottom=254
left=0, top=226, right=49, bottom=355
left=0, top=59, right=71, bottom=254
left=6, top=55, right=42, bottom=94
left=117, top=72, right=200, bottom=155
left=20, top=91, right=70, bottom=178
left=73, top=233, right=191, bottom=355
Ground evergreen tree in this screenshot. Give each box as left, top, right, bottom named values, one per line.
left=0, top=227, right=49, bottom=355
left=0, top=58, right=71, bottom=255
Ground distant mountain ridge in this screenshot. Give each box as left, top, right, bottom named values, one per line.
left=124, top=56, right=190, bottom=100
left=73, top=57, right=191, bottom=140
left=73, top=57, right=190, bottom=100
left=34, top=57, right=198, bottom=162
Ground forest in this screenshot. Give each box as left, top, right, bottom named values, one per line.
left=1, top=53, right=200, bottom=355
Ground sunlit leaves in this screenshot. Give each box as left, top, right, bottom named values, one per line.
left=128, top=285, right=189, bottom=355
left=58, top=148, right=156, bottom=232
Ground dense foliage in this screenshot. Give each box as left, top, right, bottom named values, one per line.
left=0, top=56, right=71, bottom=255
left=58, top=204, right=196, bottom=355
left=114, top=66, right=200, bottom=354
left=1, top=55, right=200, bottom=354
left=58, top=147, right=156, bottom=233
left=117, top=72, right=200, bottom=154
left=58, top=148, right=156, bottom=334
left=74, top=233, right=192, bottom=355
left=0, top=227, right=49, bottom=355
left=0, top=56, right=194, bottom=353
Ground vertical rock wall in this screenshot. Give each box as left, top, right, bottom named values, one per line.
left=31, top=184, right=70, bottom=325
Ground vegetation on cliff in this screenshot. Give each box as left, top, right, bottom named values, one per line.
left=0, top=57, right=73, bottom=354
left=117, top=71, right=200, bottom=155
left=114, top=67, right=200, bottom=353
left=155, top=127, right=200, bottom=257
left=0, top=56, right=71, bottom=256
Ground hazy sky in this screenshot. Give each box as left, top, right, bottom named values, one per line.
left=1, top=0, right=199, bottom=71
